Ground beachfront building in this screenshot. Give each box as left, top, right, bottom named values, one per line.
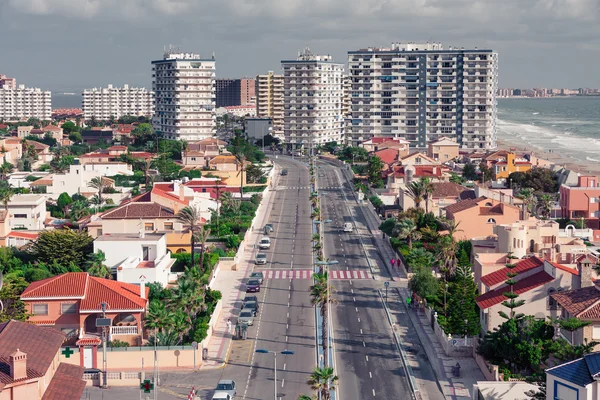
left=0, top=84, right=51, bottom=120
left=282, top=48, right=345, bottom=149
left=346, top=42, right=498, bottom=150
left=151, top=48, right=216, bottom=141
left=256, top=71, right=284, bottom=137
left=215, top=78, right=255, bottom=107
left=560, top=175, right=600, bottom=219
left=82, top=84, right=154, bottom=120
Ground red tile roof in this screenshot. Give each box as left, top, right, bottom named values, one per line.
left=480, top=256, right=545, bottom=287
left=41, top=363, right=85, bottom=400
left=75, top=337, right=102, bottom=346
left=444, top=196, right=487, bottom=214
left=7, top=231, right=40, bottom=240
left=476, top=271, right=554, bottom=309
left=108, top=145, right=127, bottom=151
left=42, top=125, right=61, bottom=131
left=431, top=182, right=471, bottom=198
left=374, top=148, right=399, bottom=165
left=389, top=165, right=444, bottom=179
left=0, top=320, right=66, bottom=385
left=552, top=284, right=600, bottom=320
left=152, top=183, right=188, bottom=205
left=21, top=273, right=149, bottom=312
left=101, top=201, right=175, bottom=219
left=548, top=261, right=579, bottom=276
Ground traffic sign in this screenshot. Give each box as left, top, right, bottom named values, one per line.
left=140, top=379, right=154, bottom=393
left=191, top=341, right=198, bottom=349
left=384, top=281, right=390, bottom=287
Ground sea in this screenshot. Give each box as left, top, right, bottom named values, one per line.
left=497, top=97, right=600, bottom=165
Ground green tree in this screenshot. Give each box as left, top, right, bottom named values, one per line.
left=61, top=121, right=79, bottom=134
left=367, top=156, right=384, bottom=188
left=131, top=123, right=155, bottom=145
left=307, top=366, right=338, bottom=400
left=85, top=251, right=112, bottom=279
left=405, top=248, right=436, bottom=270
left=405, top=180, right=424, bottom=209
left=0, top=159, right=14, bottom=180
left=420, top=177, right=435, bottom=214
left=498, top=252, right=526, bottom=320
left=379, top=218, right=396, bottom=237
left=437, top=235, right=459, bottom=279
left=516, top=188, right=535, bottom=218
left=449, top=172, right=464, bottom=184
left=310, top=272, right=334, bottom=367
left=536, top=194, right=554, bottom=219
left=193, top=226, right=211, bottom=271
left=151, top=154, right=181, bottom=181
left=89, top=177, right=108, bottom=205
left=394, top=218, right=421, bottom=250
left=57, top=192, right=72, bottom=217
left=31, top=229, right=94, bottom=266
left=245, top=163, right=266, bottom=184
left=408, top=266, right=438, bottom=300
left=0, top=275, right=30, bottom=322
left=176, top=206, right=203, bottom=269
left=68, top=131, right=82, bottom=143
left=479, top=162, right=493, bottom=182
left=0, top=181, right=13, bottom=210
left=462, top=162, right=478, bottom=181
left=446, top=266, right=480, bottom=336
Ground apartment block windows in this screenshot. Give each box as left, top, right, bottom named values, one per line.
left=144, top=223, right=154, bottom=231
left=33, top=303, right=49, bottom=315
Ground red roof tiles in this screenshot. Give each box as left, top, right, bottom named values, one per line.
left=21, top=272, right=88, bottom=299
left=374, top=148, right=399, bottom=165
left=41, top=363, right=85, bottom=400
left=75, top=337, right=102, bottom=346
left=476, top=271, right=554, bottom=309
left=552, top=284, right=600, bottom=320
left=547, top=261, right=579, bottom=276
left=101, top=202, right=175, bottom=219
left=480, top=256, right=545, bottom=287
left=444, top=197, right=487, bottom=214
left=430, top=182, right=471, bottom=198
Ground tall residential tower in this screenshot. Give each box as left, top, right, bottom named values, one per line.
left=282, top=49, right=344, bottom=148
left=0, top=79, right=51, bottom=121
left=255, top=71, right=284, bottom=137
left=347, top=42, right=498, bottom=149
left=151, top=49, right=216, bottom=141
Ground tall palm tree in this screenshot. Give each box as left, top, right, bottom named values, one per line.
left=86, top=251, right=112, bottom=279
left=0, top=158, right=13, bottom=181
left=537, top=194, right=554, bottom=220
left=135, top=158, right=153, bottom=190
left=0, top=183, right=13, bottom=210
left=89, top=177, right=108, bottom=205
left=420, top=177, right=435, bottom=214
left=145, top=299, right=176, bottom=334
left=235, top=152, right=248, bottom=198
left=193, top=226, right=211, bottom=271
left=437, top=235, right=458, bottom=279
left=219, top=192, right=234, bottom=212
left=307, top=366, right=338, bottom=400
left=311, top=272, right=334, bottom=367
left=394, top=218, right=421, bottom=250
left=516, top=188, right=535, bottom=218
left=176, top=206, right=203, bottom=269
left=405, top=180, right=424, bottom=209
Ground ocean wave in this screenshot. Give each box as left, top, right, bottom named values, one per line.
left=587, top=157, right=600, bottom=163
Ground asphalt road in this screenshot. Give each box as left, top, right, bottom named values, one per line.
left=317, top=161, right=413, bottom=400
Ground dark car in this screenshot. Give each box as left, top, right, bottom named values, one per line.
left=281, top=169, right=288, bottom=176
left=244, top=300, right=259, bottom=316
left=243, top=295, right=258, bottom=308
left=250, top=271, right=264, bottom=284
left=246, top=279, right=261, bottom=293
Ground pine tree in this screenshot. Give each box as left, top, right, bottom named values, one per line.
left=499, top=252, right=526, bottom=320
left=446, top=265, right=480, bottom=336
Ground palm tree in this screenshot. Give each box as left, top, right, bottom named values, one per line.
left=437, top=235, right=458, bottom=278
left=89, top=177, right=108, bottom=205
left=145, top=299, right=176, bottom=334
left=0, top=183, right=13, bottom=210
left=307, top=366, right=338, bottom=400
left=219, top=191, right=233, bottom=211
left=176, top=206, right=203, bottom=269
left=394, top=218, right=421, bottom=250
left=310, top=272, right=335, bottom=367
left=235, top=152, right=248, bottom=198
left=193, top=226, right=211, bottom=271
left=147, top=329, right=180, bottom=346
left=405, top=180, right=424, bottom=209
left=537, top=194, right=554, bottom=219
left=0, top=158, right=14, bottom=181
left=135, top=158, right=153, bottom=190
left=516, top=188, right=535, bottom=218
left=420, top=177, right=435, bottom=214
left=86, top=251, right=112, bottom=279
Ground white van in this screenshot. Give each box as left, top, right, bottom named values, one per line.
left=258, top=237, right=271, bottom=249
left=343, top=223, right=353, bottom=232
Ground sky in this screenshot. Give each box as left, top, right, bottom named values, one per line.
left=1, top=0, right=599, bottom=91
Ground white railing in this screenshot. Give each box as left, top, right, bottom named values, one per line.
left=110, top=326, right=138, bottom=336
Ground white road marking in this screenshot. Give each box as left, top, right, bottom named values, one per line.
left=360, top=329, right=363, bottom=334
left=355, top=307, right=358, bottom=312
left=353, top=297, right=356, bottom=302
left=363, top=341, right=366, bottom=347
left=369, top=371, right=372, bottom=379
left=281, top=379, right=285, bottom=388
left=373, top=389, right=376, bottom=396
left=358, top=317, right=361, bottom=323
left=366, top=355, right=369, bottom=361
left=283, top=363, right=287, bottom=370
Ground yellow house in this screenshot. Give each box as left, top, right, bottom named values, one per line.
left=486, top=151, right=533, bottom=180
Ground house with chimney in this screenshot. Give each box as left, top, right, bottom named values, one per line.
left=427, top=137, right=460, bottom=162
left=93, top=232, right=176, bottom=287
left=21, top=272, right=149, bottom=351
left=0, top=320, right=86, bottom=400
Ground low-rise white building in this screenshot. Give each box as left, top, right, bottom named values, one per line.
left=7, top=194, right=46, bottom=230
left=93, top=232, right=176, bottom=287
left=83, top=84, right=154, bottom=120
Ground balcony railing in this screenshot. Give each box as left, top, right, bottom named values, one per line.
left=110, top=326, right=138, bottom=336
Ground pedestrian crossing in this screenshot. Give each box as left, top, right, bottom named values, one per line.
left=259, top=269, right=371, bottom=280
left=317, top=187, right=344, bottom=190
left=276, top=186, right=311, bottom=190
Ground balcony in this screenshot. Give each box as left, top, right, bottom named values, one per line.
left=110, top=325, right=139, bottom=336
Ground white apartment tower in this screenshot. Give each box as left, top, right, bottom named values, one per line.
left=282, top=49, right=344, bottom=148
left=151, top=48, right=216, bottom=141
left=347, top=42, right=498, bottom=149
left=255, top=71, right=284, bottom=136
left=0, top=84, right=51, bottom=120
left=82, top=84, right=154, bottom=120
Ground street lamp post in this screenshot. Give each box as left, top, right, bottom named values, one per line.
left=255, top=349, right=294, bottom=400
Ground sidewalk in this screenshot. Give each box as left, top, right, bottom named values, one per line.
left=200, top=169, right=279, bottom=369
left=397, top=287, right=484, bottom=399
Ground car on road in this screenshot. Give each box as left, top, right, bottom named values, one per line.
left=264, top=223, right=274, bottom=232
left=280, top=169, right=288, bottom=176
left=211, top=393, right=232, bottom=400
left=343, top=222, right=354, bottom=232
left=238, top=309, right=255, bottom=326
left=242, top=295, right=257, bottom=308
left=250, top=271, right=264, bottom=284
left=214, top=380, right=236, bottom=398
left=258, top=237, right=271, bottom=249
left=246, top=279, right=261, bottom=292
left=244, top=300, right=259, bottom=316
left=255, top=253, right=267, bottom=265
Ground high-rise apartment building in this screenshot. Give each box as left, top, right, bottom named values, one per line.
left=215, top=78, right=255, bottom=107
left=282, top=49, right=344, bottom=148
left=0, top=74, right=16, bottom=90
left=0, top=84, right=51, bottom=121
left=255, top=71, right=284, bottom=136
left=151, top=49, right=216, bottom=141
left=347, top=42, right=498, bottom=149
left=82, top=84, right=154, bottom=120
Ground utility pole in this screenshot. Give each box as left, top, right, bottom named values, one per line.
left=101, top=302, right=108, bottom=389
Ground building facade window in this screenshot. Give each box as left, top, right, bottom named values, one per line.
left=487, top=218, right=496, bottom=224
left=164, top=222, right=174, bottom=230
left=144, top=223, right=154, bottom=231
left=13, top=214, right=27, bottom=218
left=61, top=303, right=77, bottom=314
left=593, top=325, right=600, bottom=340
left=33, top=303, right=48, bottom=315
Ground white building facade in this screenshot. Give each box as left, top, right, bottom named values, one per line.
left=256, top=71, right=284, bottom=137
left=0, top=84, right=51, bottom=120
left=151, top=50, right=216, bottom=141
left=82, top=84, right=154, bottom=120
left=7, top=194, right=46, bottom=230
left=282, top=49, right=344, bottom=148
left=346, top=42, right=498, bottom=149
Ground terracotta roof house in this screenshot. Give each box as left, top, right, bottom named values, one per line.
left=398, top=181, right=474, bottom=216
left=427, top=137, right=460, bottom=162
left=476, top=256, right=581, bottom=332
left=0, top=320, right=85, bottom=400
left=21, top=272, right=149, bottom=348
left=374, top=148, right=402, bottom=167
left=445, top=196, right=521, bottom=240
left=208, top=155, right=240, bottom=172
left=546, top=352, right=600, bottom=400
left=360, top=137, right=410, bottom=153
left=81, top=130, right=113, bottom=144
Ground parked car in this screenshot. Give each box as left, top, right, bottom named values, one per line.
left=214, top=380, right=236, bottom=398
left=238, top=309, right=255, bottom=326
left=343, top=222, right=354, bottom=232
left=281, top=169, right=288, bottom=176
left=244, top=300, right=259, bottom=316
left=264, top=223, right=274, bottom=234
left=255, top=253, right=267, bottom=265
left=212, top=393, right=232, bottom=400
left=250, top=271, right=264, bottom=284
left=246, top=279, right=261, bottom=293
left=258, top=237, right=271, bottom=249
left=242, top=295, right=257, bottom=308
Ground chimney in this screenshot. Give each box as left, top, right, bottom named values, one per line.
left=179, top=183, right=185, bottom=201
left=139, top=275, right=146, bottom=299
left=9, top=349, right=27, bottom=381
left=579, top=258, right=595, bottom=288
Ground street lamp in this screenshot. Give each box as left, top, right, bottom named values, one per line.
left=255, top=349, right=294, bottom=400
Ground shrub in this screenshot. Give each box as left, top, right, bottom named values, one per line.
left=109, top=339, right=130, bottom=348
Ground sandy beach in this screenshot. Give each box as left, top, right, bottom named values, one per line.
left=496, top=137, right=600, bottom=177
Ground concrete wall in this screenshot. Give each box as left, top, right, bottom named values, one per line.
left=424, top=306, right=475, bottom=358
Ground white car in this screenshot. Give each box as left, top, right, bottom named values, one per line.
left=258, top=237, right=271, bottom=249
left=343, top=223, right=354, bottom=233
